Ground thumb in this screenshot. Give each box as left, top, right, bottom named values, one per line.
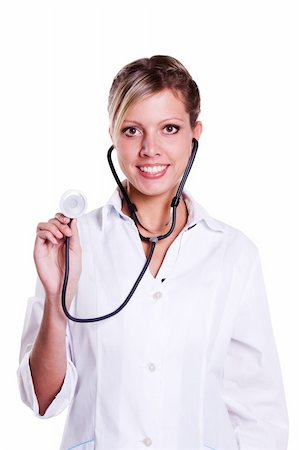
left=69, top=218, right=81, bottom=250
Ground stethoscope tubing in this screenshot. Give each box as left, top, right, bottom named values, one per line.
left=61, top=138, right=198, bottom=323
left=62, top=237, right=157, bottom=323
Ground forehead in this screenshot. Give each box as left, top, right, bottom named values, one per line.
left=124, top=89, right=188, bottom=122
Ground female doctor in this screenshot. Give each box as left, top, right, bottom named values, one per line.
left=18, top=55, right=288, bottom=450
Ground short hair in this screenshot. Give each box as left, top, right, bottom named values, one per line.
left=108, top=55, right=201, bottom=141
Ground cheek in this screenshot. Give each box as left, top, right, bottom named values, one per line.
left=175, top=154, right=192, bottom=177
left=116, top=150, right=134, bottom=175
left=117, top=139, right=141, bottom=162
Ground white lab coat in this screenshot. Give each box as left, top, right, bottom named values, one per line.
left=18, top=189, right=288, bottom=450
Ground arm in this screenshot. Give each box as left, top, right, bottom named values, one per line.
left=222, top=250, right=289, bottom=449
left=18, top=215, right=81, bottom=417
left=17, top=282, right=78, bottom=418
left=29, top=296, right=68, bottom=416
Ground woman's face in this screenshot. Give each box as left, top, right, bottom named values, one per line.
left=113, top=89, right=202, bottom=200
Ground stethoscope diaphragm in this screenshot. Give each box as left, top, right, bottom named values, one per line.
left=59, top=189, right=87, bottom=218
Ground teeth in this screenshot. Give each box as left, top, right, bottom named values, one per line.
left=139, top=165, right=167, bottom=174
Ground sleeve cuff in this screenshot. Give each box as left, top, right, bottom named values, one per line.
left=17, top=346, right=78, bottom=419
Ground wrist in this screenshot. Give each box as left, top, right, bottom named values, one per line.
left=44, top=295, right=68, bottom=325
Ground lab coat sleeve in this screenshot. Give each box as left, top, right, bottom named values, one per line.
left=222, top=249, right=289, bottom=450
left=17, top=279, right=78, bottom=419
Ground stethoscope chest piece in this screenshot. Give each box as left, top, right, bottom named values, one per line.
left=60, top=189, right=87, bottom=219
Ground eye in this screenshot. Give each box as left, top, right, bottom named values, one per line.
left=163, top=124, right=180, bottom=134
left=122, top=126, right=141, bottom=137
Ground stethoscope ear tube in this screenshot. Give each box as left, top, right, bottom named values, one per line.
left=107, top=138, right=198, bottom=242
left=62, top=138, right=198, bottom=323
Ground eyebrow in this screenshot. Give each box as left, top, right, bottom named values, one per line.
left=123, top=117, right=185, bottom=126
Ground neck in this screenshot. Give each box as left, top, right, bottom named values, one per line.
left=122, top=182, right=187, bottom=236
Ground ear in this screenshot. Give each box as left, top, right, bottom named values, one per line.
left=109, top=127, right=117, bottom=149
left=193, top=121, right=203, bottom=140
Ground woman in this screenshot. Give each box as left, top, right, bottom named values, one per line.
left=18, top=55, right=288, bottom=450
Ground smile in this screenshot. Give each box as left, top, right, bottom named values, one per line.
left=139, top=165, right=168, bottom=174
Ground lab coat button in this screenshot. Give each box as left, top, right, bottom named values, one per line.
left=153, top=291, right=162, bottom=300
left=148, top=362, right=156, bottom=372
left=143, top=437, right=152, bottom=446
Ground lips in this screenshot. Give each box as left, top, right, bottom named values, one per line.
left=137, top=164, right=169, bottom=178
left=139, top=165, right=167, bottom=174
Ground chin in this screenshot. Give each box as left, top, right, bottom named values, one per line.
left=134, top=182, right=179, bottom=199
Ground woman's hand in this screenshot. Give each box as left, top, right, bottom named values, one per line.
left=34, top=213, right=82, bottom=305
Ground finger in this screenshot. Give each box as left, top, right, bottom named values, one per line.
left=37, top=221, right=69, bottom=239
left=55, top=212, right=71, bottom=224
left=48, top=218, right=73, bottom=236
left=36, top=230, right=59, bottom=245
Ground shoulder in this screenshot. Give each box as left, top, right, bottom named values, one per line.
left=76, top=188, right=124, bottom=233
left=76, top=205, right=108, bottom=238
left=216, top=219, right=259, bottom=264
left=186, top=192, right=260, bottom=264
left=75, top=195, right=124, bottom=244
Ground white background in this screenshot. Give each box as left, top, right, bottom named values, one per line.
left=0, top=1, right=298, bottom=449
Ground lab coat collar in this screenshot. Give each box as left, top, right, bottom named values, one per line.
left=183, top=190, right=225, bottom=232
left=102, top=186, right=225, bottom=233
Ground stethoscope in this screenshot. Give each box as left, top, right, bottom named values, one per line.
left=61, top=138, right=198, bottom=323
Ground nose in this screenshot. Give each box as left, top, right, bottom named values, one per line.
left=139, top=134, right=161, bottom=158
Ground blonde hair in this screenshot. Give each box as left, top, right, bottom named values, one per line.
left=108, top=55, right=200, bottom=142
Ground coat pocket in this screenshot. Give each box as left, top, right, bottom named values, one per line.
left=67, top=439, right=94, bottom=450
